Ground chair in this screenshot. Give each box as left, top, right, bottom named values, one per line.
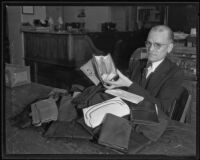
left=169, top=86, right=192, bottom=123
left=128, top=47, right=147, bottom=69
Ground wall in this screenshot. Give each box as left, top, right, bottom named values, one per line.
left=46, top=6, right=63, bottom=25
left=110, top=6, right=137, bottom=31
left=7, top=6, right=46, bottom=65
left=21, top=6, right=46, bottom=24
left=85, top=6, right=111, bottom=32
left=63, top=6, right=83, bottom=22
left=46, top=6, right=138, bottom=32
left=168, top=4, right=198, bottom=33
left=46, top=6, right=111, bottom=32
left=63, top=6, right=111, bottom=32
left=110, top=7, right=126, bottom=31
left=7, top=6, right=23, bottom=65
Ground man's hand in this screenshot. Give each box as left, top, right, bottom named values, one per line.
left=103, top=69, right=133, bottom=89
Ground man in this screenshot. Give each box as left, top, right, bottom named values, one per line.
left=104, top=25, right=184, bottom=117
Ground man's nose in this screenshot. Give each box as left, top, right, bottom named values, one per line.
left=149, top=43, right=155, bottom=51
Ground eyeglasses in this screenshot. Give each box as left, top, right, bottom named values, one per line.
left=145, top=41, right=171, bottom=50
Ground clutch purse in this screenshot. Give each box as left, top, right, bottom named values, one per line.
left=44, top=120, right=93, bottom=140
left=98, top=113, right=132, bottom=153
left=83, top=97, right=130, bottom=128
left=130, top=100, right=159, bottom=126
left=31, top=98, right=58, bottom=126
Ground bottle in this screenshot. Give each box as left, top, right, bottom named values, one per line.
left=57, top=16, right=63, bottom=32
left=48, top=17, right=54, bottom=31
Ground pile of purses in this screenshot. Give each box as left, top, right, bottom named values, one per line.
left=10, top=84, right=169, bottom=154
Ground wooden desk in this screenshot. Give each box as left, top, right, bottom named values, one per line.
left=5, top=83, right=196, bottom=157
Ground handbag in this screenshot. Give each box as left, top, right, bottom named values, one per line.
left=44, top=120, right=93, bottom=140
left=130, top=99, right=159, bottom=126
left=98, top=113, right=132, bottom=153
left=57, top=95, right=78, bottom=122
left=31, top=98, right=58, bottom=126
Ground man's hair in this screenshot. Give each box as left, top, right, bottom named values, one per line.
left=150, top=25, right=174, bottom=43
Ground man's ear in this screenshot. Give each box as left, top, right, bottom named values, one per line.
left=167, top=43, right=174, bottom=53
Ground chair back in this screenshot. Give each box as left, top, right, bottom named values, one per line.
left=128, top=47, right=147, bottom=69
left=170, top=86, right=192, bottom=122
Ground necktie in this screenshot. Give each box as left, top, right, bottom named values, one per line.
left=144, top=61, right=152, bottom=78
left=141, top=61, right=152, bottom=88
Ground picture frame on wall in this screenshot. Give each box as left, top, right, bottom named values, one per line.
left=22, top=6, right=34, bottom=15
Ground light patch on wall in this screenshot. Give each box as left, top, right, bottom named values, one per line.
left=85, top=6, right=111, bottom=32
left=21, top=6, right=46, bottom=24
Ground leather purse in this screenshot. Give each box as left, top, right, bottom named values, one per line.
left=57, top=95, right=78, bottom=122
left=31, top=98, right=58, bottom=126
left=130, top=100, right=159, bottom=126
left=98, top=113, right=132, bottom=153
left=44, top=120, right=93, bottom=140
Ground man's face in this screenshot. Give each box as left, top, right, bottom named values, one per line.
left=146, top=30, right=173, bottom=62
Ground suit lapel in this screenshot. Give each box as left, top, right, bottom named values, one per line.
left=145, top=58, right=172, bottom=94
left=131, top=59, right=147, bottom=87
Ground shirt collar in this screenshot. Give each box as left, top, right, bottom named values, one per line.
left=150, top=58, right=164, bottom=72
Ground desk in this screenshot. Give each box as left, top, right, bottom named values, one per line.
left=5, top=83, right=196, bottom=157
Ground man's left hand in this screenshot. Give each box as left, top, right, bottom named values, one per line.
left=103, top=69, right=133, bottom=89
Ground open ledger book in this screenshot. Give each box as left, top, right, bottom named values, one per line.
left=80, top=54, right=118, bottom=85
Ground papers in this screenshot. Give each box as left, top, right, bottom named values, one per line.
left=83, top=97, right=130, bottom=128
left=105, top=89, right=144, bottom=104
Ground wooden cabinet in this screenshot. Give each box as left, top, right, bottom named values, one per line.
left=24, top=31, right=103, bottom=67
left=23, top=30, right=103, bottom=87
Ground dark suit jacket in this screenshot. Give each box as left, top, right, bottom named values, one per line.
left=127, top=57, right=184, bottom=117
